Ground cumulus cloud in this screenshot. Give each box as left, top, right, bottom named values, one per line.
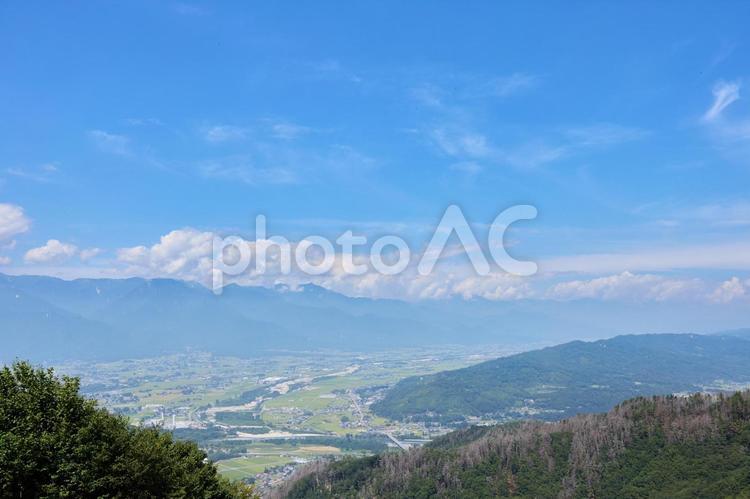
left=0, top=203, right=31, bottom=243
left=51, top=222, right=739, bottom=305
left=304, top=251, right=534, bottom=301
left=709, top=276, right=747, bottom=303
left=0, top=256, right=10, bottom=265
left=704, top=80, right=740, bottom=122
left=116, top=229, right=214, bottom=281
left=547, top=271, right=702, bottom=302
left=79, top=248, right=102, bottom=262
left=109, top=227, right=532, bottom=301
left=86, top=224, right=735, bottom=304
left=24, top=240, right=78, bottom=264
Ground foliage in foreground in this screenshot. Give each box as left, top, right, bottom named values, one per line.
left=0, top=361, right=257, bottom=498
left=276, top=391, right=750, bottom=498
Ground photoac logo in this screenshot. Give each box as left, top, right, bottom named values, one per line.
left=212, top=204, right=537, bottom=293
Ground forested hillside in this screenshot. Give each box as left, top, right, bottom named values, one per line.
left=277, top=391, right=750, bottom=498
left=373, top=333, right=750, bottom=421
left=0, top=361, right=256, bottom=498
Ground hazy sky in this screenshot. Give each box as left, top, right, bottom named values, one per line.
left=1, top=1, right=749, bottom=303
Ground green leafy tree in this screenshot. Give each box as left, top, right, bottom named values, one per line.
left=0, top=361, right=258, bottom=498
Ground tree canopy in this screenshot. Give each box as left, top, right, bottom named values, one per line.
left=279, top=391, right=750, bottom=498
left=0, top=361, right=256, bottom=498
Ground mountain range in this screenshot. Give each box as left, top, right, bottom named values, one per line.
left=1, top=273, right=749, bottom=362
left=372, top=333, right=750, bottom=421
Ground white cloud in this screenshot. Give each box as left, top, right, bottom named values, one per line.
left=199, top=142, right=374, bottom=187
left=690, top=201, right=750, bottom=226
left=116, top=229, right=214, bottom=281
left=104, top=224, right=738, bottom=303
left=203, top=120, right=317, bottom=144
left=269, top=121, right=311, bottom=140
left=0, top=256, right=10, bottom=265
left=88, top=130, right=131, bottom=155
left=547, top=271, right=701, bottom=302
left=24, top=240, right=78, bottom=264
left=5, top=163, right=59, bottom=183
left=0, top=203, right=31, bottom=243
left=476, top=72, right=538, bottom=98
left=410, top=84, right=445, bottom=108
left=202, top=125, right=249, bottom=143
left=700, top=81, right=750, bottom=165
left=200, top=157, right=298, bottom=185
left=709, top=276, right=746, bottom=303
left=108, top=227, right=532, bottom=300
left=116, top=246, right=149, bottom=265
left=431, top=128, right=493, bottom=159
left=704, top=80, right=740, bottom=122
left=564, top=123, right=648, bottom=147
left=23, top=225, right=745, bottom=305
left=503, top=141, right=568, bottom=169
left=309, top=250, right=534, bottom=301
left=415, top=72, right=538, bottom=105
left=636, top=199, right=750, bottom=227
left=542, top=241, right=750, bottom=273
left=79, top=248, right=102, bottom=262
left=427, top=122, right=644, bottom=171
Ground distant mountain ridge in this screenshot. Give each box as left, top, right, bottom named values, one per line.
left=1, top=273, right=749, bottom=362
left=1, top=273, right=545, bottom=361
left=372, top=333, right=750, bottom=421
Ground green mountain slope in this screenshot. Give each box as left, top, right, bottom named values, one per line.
left=372, top=334, right=750, bottom=421
left=278, top=391, right=750, bottom=498
left=0, top=361, right=257, bottom=498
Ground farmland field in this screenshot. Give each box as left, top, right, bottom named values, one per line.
left=58, top=345, right=520, bottom=489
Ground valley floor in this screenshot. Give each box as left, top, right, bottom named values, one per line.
left=55, top=345, right=520, bottom=492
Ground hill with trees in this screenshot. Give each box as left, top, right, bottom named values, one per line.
left=277, top=390, right=750, bottom=498
left=0, top=361, right=256, bottom=498
left=372, top=333, right=750, bottom=422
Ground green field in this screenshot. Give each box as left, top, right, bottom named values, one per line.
left=216, top=444, right=343, bottom=480
left=217, top=456, right=294, bottom=479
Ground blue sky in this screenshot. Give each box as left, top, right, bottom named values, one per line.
left=1, top=1, right=750, bottom=303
